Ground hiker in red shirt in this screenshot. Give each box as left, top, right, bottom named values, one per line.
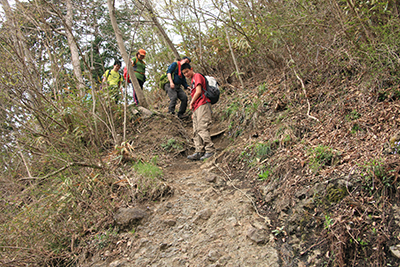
left=181, top=63, right=215, bottom=160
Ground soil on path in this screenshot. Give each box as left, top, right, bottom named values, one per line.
left=85, top=155, right=281, bottom=267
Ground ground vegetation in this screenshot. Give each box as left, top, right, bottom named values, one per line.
left=1, top=0, right=400, bottom=266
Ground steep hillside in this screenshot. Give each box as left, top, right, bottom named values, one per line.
left=76, top=73, right=400, bottom=266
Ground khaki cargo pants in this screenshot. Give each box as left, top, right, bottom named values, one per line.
left=193, top=103, right=215, bottom=154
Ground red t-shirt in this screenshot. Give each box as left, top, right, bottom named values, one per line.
left=191, top=73, right=209, bottom=111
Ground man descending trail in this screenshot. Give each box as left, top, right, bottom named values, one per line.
left=164, top=57, right=191, bottom=119
left=181, top=63, right=215, bottom=160
left=102, top=59, right=124, bottom=102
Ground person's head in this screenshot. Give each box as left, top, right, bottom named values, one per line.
left=137, top=49, right=146, bottom=60
left=180, top=56, right=191, bottom=65
left=113, top=59, right=122, bottom=70
left=181, top=63, right=193, bottom=79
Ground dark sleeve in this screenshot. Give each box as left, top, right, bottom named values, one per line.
left=166, top=62, right=178, bottom=74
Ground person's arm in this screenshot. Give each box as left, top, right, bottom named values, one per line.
left=167, top=73, right=175, bottom=89
left=166, top=62, right=177, bottom=89
left=189, top=85, right=202, bottom=110
left=102, top=71, right=108, bottom=83
left=182, top=76, right=189, bottom=90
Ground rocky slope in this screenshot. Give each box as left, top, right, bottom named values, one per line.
left=83, top=158, right=283, bottom=267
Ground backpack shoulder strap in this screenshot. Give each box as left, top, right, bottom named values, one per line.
left=106, top=69, right=111, bottom=80
left=177, top=62, right=182, bottom=78
left=168, top=62, right=180, bottom=80
left=193, top=73, right=207, bottom=94
left=199, top=73, right=210, bottom=102
left=133, top=57, right=139, bottom=66
left=200, top=74, right=208, bottom=90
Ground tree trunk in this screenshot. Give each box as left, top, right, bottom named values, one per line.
left=142, top=0, right=180, bottom=60
left=65, top=0, right=85, bottom=96
left=107, top=0, right=148, bottom=108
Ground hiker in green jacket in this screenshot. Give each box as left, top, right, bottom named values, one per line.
left=124, top=49, right=146, bottom=104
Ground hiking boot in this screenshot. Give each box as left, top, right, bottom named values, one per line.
left=200, top=152, right=214, bottom=160
left=187, top=152, right=204, bottom=160
left=177, top=113, right=185, bottom=119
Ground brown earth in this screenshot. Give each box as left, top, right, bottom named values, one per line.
left=79, top=76, right=400, bottom=266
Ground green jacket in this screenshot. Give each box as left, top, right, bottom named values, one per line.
left=132, top=57, right=146, bottom=82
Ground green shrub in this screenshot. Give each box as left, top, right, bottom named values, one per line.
left=345, top=110, right=361, bottom=121
left=351, top=123, right=361, bottom=134
left=324, top=214, right=334, bottom=231
left=360, top=159, right=397, bottom=197
left=254, top=143, right=272, bottom=161
left=133, top=157, right=163, bottom=179
left=160, top=138, right=182, bottom=152
left=224, top=101, right=240, bottom=120
left=258, top=168, right=271, bottom=181
left=258, top=83, right=268, bottom=96
left=132, top=157, right=166, bottom=201
left=238, top=143, right=276, bottom=170
left=92, top=226, right=118, bottom=249
left=308, top=145, right=335, bottom=172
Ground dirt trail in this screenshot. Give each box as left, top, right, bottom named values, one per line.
left=86, top=156, right=281, bottom=267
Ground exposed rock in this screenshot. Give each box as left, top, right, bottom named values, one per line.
left=194, top=208, right=213, bottom=223
left=109, top=259, right=129, bottom=267
left=114, top=207, right=147, bottom=228
left=90, top=262, right=108, bottom=267
left=164, top=219, right=177, bottom=226
left=263, top=181, right=279, bottom=203
left=274, top=197, right=291, bottom=212
left=263, top=181, right=278, bottom=195
left=246, top=226, right=268, bottom=244
left=208, top=249, right=221, bottom=262
left=129, top=106, right=155, bottom=119
left=200, top=169, right=218, bottom=182
left=262, top=247, right=280, bottom=267
left=390, top=244, right=400, bottom=259
left=200, top=158, right=216, bottom=170
left=159, top=243, right=170, bottom=251
left=393, top=204, right=400, bottom=227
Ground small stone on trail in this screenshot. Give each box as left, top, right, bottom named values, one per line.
left=246, top=226, right=268, bottom=244
left=164, top=219, right=177, bottom=226
left=114, top=207, right=147, bottom=228
left=208, top=249, right=221, bottom=262
left=159, top=243, right=169, bottom=251
left=200, top=169, right=218, bottom=182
